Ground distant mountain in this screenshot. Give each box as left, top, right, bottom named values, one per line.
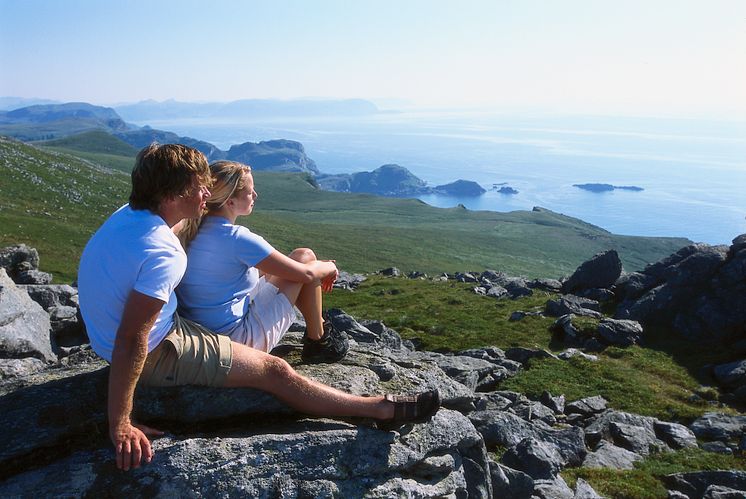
left=317, top=165, right=486, bottom=198
left=115, top=98, right=379, bottom=122
left=0, top=97, right=60, bottom=111
left=114, top=127, right=226, bottom=162
left=433, top=180, right=486, bottom=197
left=574, top=183, right=644, bottom=193
left=0, top=102, right=129, bottom=141
left=226, top=139, right=318, bottom=174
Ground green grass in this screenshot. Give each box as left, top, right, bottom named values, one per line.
left=0, top=137, right=690, bottom=283
left=563, top=448, right=746, bottom=498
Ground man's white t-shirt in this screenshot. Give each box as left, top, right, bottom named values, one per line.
left=78, top=204, right=187, bottom=362
left=176, top=216, right=274, bottom=333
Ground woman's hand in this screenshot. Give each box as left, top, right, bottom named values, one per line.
left=321, top=260, right=338, bottom=293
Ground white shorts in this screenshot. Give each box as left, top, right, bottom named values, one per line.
left=226, top=277, right=296, bottom=353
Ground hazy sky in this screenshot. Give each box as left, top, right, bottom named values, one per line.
left=1, top=0, right=744, bottom=117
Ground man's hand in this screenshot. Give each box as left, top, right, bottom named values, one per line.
left=111, top=421, right=164, bottom=471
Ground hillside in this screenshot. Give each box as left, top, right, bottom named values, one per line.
left=0, top=137, right=690, bottom=283
left=0, top=102, right=128, bottom=141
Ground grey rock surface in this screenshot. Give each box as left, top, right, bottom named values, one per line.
left=0, top=357, right=47, bottom=378
left=562, top=249, right=622, bottom=294
left=489, top=461, right=534, bottom=499
left=501, top=436, right=563, bottom=479
left=533, top=475, right=575, bottom=499
left=546, top=295, right=603, bottom=318
left=565, top=396, right=608, bottom=417
left=654, top=421, right=698, bottom=449
left=597, top=318, right=643, bottom=347
left=0, top=410, right=492, bottom=498
left=0, top=244, right=40, bottom=282
left=664, top=471, right=746, bottom=499
left=0, top=269, right=55, bottom=362
left=703, top=484, right=746, bottom=498
left=689, top=412, right=746, bottom=442
left=609, top=421, right=668, bottom=456
left=582, top=440, right=642, bottom=470
left=574, top=477, right=604, bottom=499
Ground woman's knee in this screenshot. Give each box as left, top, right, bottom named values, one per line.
left=289, top=247, right=316, bottom=263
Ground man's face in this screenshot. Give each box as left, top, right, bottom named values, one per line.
left=177, top=179, right=211, bottom=219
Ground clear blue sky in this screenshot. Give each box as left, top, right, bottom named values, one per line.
left=1, top=0, right=744, bottom=117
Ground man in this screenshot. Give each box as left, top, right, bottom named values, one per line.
left=78, top=144, right=439, bottom=471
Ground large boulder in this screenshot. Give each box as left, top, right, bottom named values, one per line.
left=0, top=244, right=40, bottom=282
left=561, top=250, right=622, bottom=294
left=663, top=471, right=746, bottom=499
left=0, top=410, right=492, bottom=498
left=0, top=269, right=55, bottom=363
left=501, top=436, right=563, bottom=479
left=597, top=318, right=643, bottom=347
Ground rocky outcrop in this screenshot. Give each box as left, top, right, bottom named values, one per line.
left=561, top=249, right=622, bottom=294
left=0, top=269, right=55, bottom=363
left=615, top=239, right=743, bottom=343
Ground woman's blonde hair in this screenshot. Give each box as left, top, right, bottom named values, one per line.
left=177, top=160, right=252, bottom=248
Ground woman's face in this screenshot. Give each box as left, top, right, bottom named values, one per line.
left=231, top=172, right=258, bottom=216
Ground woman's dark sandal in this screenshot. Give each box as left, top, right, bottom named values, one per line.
left=377, top=389, right=441, bottom=430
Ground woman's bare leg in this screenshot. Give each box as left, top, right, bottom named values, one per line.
left=266, top=247, right=325, bottom=340
left=226, top=342, right=394, bottom=419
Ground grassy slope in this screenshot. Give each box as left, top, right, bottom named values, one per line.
left=36, top=130, right=138, bottom=173
left=0, top=138, right=689, bottom=282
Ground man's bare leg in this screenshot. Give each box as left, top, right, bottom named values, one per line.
left=225, top=342, right=394, bottom=419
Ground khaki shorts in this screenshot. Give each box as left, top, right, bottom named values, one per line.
left=139, top=314, right=233, bottom=387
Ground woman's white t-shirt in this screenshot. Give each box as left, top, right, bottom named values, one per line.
left=176, top=216, right=274, bottom=333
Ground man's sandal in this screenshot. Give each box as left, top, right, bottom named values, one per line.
left=378, top=389, right=441, bottom=429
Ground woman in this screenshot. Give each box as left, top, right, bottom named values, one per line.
left=175, top=160, right=440, bottom=427
left=176, top=160, right=347, bottom=363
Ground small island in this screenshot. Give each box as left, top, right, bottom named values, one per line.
left=497, top=186, right=518, bottom=195
left=433, top=179, right=486, bottom=197
left=573, top=183, right=644, bottom=193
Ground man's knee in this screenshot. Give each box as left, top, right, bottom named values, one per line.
left=261, top=355, right=295, bottom=381
left=289, top=247, right=316, bottom=263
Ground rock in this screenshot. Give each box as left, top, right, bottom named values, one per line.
left=546, top=295, right=603, bottom=319
left=614, top=272, right=658, bottom=301
left=489, top=461, right=534, bottom=499
left=578, top=288, right=615, bottom=302
left=574, top=477, right=603, bottom=498
left=473, top=286, right=487, bottom=296
left=511, top=400, right=558, bottom=426
left=701, top=441, right=733, bottom=454
left=689, top=412, right=746, bottom=442
left=558, top=349, right=598, bottom=362
left=0, top=269, right=55, bottom=362
left=562, top=250, right=623, bottom=294
left=333, top=271, right=366, bottom=290
left=597, top=318, right=643, bottom=347
left=703, top=484, right=746, bottom=498
left=19, top=284, right=78, bottom=310
left=713, top=359, right=746, bottom=388
left=475, top=392, right=514, bottom=412
left=501, top=437, right=563, bottom=479
left=420, top=352, right=511, bottom=392
left=510, top=311, right=527, bottom=321
left=654, top=421, right=698, bottom=449
left=554, top=314, right=580, bottom=341
left=326, top=309, right=380, bottom=344
left=0, top=244, right=40, bottom=282
left=540, top=391, right=565, bottom=414
left=533, top=475, right=575, bottom=499
left=565, top=396, right=607, bottom=417
left=14, top=269, right=53, bottom=284
left=583, top=410, right=658, bottom=448
left=663, top=471, right=746, bottom=499
left=487, top=285, right=508, bottom=298
left=378, top=267, right=400, bottom=277
left=582, top=440, right=642, bottom=470
left=528, top=278, right=563, bottom=292
left=468, top=411, right=587, bottom=466
left=0, top=410, right=492, bottom=498
left=609, top=421, right=668, bottom=456
left=505, top=347, right=559, bottom=365
left=505, top=280, right=533, bottom=298
left=0, top=358, right=47, bottom=378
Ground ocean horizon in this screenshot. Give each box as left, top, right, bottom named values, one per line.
left=142, top=111, right=746, bottom=245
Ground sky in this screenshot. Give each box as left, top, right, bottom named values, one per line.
left=1, top=0, right=745, bottom=118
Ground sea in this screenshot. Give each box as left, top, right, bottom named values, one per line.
left=142, top=111, right=746, bottom=245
